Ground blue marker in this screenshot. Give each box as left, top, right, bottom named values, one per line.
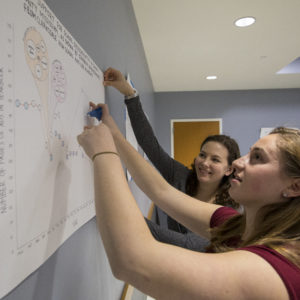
left=87, top=107, right=102, bottom=121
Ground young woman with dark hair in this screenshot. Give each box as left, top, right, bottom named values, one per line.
left=102, top=68, right=240, bottom=251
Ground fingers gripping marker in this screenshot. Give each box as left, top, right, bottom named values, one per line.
left=87, top=107, right=102, bottom=121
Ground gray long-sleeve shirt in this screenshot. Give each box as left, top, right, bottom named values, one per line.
left=125, top=96, right=209, bottom=252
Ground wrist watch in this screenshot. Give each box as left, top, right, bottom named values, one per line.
left=124, top=89, right=139, bottom=100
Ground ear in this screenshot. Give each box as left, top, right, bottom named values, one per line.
left=225, top=166, right=233, bottom=176
left=284, top=178, right=300, bottom=198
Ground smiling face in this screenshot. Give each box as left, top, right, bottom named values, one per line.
left=230, top=134, right=292, bottom=209
left=194, top=141, right=232, bottom=186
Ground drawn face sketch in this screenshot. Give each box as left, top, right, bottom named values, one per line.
left=24, top=27, right=52, bottom=154
left=24, top=27, right=49, bottom=81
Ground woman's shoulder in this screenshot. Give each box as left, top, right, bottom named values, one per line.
left=237, top=245, right=300, bottom=300
left=210, top=206, right=240, bottom=228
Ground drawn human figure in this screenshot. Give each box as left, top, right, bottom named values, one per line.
left=23, top=27, right=51, bottom=154
left=50, top=59, right=67, bottom=152
left=51, top=59, right=67, bottom=105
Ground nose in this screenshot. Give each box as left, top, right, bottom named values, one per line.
left=232, top=155, right=247, bottom=170
left=199, top=156, right=209, bottom=167
left=196, top=156, right=208, bottom=169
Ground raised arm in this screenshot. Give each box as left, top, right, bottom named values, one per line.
left=103, top=67, right=189, bottom=183
left=77, top=124, right=288, bottom=300
left=89, top=102, right=219, bottom=238
left=125, top=96, right=190, bottom=182
left=103, top=67, right=207, bottom=242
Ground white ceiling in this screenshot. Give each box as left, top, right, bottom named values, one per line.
left=131, top=0, right=300, bottom=92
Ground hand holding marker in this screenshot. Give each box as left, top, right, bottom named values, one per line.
left=87, top=106, right=102, bottom=121
left=87, top=70, right=133, bottom=122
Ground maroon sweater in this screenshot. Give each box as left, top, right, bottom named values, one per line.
left=210, top=207, right=300, bottom=300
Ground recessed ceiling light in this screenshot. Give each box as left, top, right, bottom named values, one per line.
left=206, top=75, right=217, bottom=80
left=234, top=17, right=256, bottom=27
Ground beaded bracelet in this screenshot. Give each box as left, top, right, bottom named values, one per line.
left=92, top=151, right=120, bottom=162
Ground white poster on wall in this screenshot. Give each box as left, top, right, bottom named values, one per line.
left=0, top=0, right=104, bottom=297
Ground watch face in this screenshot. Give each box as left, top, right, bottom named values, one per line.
left=24, top=27, right=49, bottom=81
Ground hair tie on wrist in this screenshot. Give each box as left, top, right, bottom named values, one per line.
left=92, top=151, right=119, bottom=162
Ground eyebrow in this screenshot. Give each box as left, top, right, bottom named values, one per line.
left=250, top=147, right=268, bottom=156
left=200, top=150, right=222, bottom=159
left=250, top=147, right=263, bottom=151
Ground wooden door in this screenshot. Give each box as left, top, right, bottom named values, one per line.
left=171, top=119, right=221, bottom=168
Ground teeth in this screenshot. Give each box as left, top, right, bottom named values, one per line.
left=199, top=169, right=210, bottom=175
left=233, top=174, right=241, bottom=181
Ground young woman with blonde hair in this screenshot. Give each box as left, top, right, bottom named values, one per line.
left=78, top=117, right=300, bottom=299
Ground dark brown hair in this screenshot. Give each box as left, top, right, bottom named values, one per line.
left=186, top=134, right=240, bottom=208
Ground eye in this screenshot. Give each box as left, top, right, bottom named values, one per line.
left=250, top=151, right=263, bottom=163
left=26, top=40, right=36, bottom=59
left=212, top=158, right=221, bottom=163
left=199, top=152, right=205, bottom=158
left=254, top=153, right=260, bottom=160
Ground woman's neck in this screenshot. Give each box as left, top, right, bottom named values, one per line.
left=242, top=208, right=259, bottom=241
left=194, top=183, right=218, bottom=203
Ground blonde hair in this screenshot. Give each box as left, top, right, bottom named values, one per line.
left=209, top=127, right=300, bottom=267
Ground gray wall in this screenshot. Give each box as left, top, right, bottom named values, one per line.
left=154, top=89, right=300, bottom=156
left=4, top=1, right=154, bottom=300
left=4, top=1, right=300, bottom=300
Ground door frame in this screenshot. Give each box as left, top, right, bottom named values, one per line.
left=170, top=118, right=222, bottom=158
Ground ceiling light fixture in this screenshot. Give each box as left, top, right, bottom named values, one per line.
left=234, top=17, right=256, bottom=27
left=206, top=75, right=217, bottom=80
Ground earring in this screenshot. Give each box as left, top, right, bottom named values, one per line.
left=283, top=192, right=288, bottom=198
